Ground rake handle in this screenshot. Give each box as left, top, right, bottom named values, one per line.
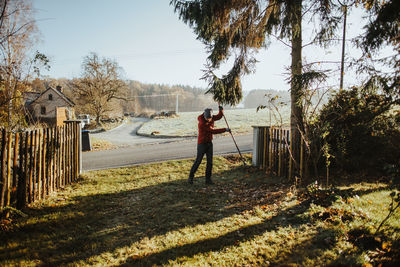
left=221, top=112, right=247, bottom=166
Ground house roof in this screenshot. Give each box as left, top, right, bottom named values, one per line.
left=29, top=87, right=75, bottom=107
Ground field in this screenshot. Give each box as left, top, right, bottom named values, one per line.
left=138, top=108, right=290, bottom=137
left=1, top=155, right=399, bottom=266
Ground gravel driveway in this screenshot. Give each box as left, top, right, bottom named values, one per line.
left=90, top=117, right=188, bottom=146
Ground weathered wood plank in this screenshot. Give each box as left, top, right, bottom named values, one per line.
left=37, top=130, right=42, bottom=200
left=32, top=131, right=38, bottom=201
left=12, top=133, right=19, bottom=203
left=0, top=129, right=6, bottom=209
left=16, top=132, right=26, bottom=209
left=5, top=132, right=12, bottom=216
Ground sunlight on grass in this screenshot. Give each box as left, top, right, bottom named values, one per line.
left=138, top=108, right=291, bottom=136
left=1, top=156, right=399, bottom=266
left=90, top=137, right=117, bottom=151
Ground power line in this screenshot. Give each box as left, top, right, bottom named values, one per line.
left=127, top=93, right=178, bottom=99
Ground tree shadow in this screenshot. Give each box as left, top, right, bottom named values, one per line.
left=1, top=162, right=392, bottom=266
left=119, top=197, right=341, bottom=266
left=0, top=164, right=286, bottom=266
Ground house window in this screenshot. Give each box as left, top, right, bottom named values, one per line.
left=41, top=106, right=46, bottom=115
left=48, top=94, right=53, bottom=100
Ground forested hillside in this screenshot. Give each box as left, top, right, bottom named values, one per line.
left=124, top=80, right=216, bottom=113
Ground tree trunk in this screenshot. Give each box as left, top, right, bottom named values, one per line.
left=96, top=116, right=100, bottom=126
left=290, top=0, right=304, bottom=179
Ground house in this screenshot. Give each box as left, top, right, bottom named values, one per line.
left=27, top=86, right=75, bottom=126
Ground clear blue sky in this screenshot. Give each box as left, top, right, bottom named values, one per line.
left=33, top=0, right=367, bottom=92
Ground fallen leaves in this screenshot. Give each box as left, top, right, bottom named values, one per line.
left=0, top=219, right=12, bottom=231
left=314, top=207, right=357, bottom=223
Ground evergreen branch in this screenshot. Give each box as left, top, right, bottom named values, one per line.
left=270, top=33, right=291, bottom=48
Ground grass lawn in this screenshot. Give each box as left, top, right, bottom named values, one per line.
left=1, top=155, right=399, bottom=266
left=138, top=108, right=290, bottom=137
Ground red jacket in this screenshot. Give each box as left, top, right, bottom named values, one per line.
left=197, top=110, right=226, bottom=144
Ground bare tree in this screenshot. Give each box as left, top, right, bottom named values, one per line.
left=0, top=0, right=48, bottom=128
left=70, top=52, right=127, bottom=125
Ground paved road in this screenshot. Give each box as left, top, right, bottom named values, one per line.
left=90, top=117, right=184, bottom=145
left=83, top=118, right=253, bottom=171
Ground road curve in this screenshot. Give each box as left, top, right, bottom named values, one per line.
left=82, top=134, right=253, bottom=171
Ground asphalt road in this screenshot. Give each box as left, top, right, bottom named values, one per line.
left=82, top=118, right=253, bottom=171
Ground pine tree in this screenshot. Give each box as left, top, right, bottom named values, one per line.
left=171, top=0, right=338, bottom=126
left=359, top=0, right=399, bottom=96
left=171, top=0, right=340, bottom=176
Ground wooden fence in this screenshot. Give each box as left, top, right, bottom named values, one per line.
left=252, top=126, right=305, bottom=180
left=0, top=121, right=81, bottom=213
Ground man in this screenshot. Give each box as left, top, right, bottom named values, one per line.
left=188, top=106, right=230, bottom=185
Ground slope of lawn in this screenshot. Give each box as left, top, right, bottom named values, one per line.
left=137, top=108, right=290, bottom=137
left=1, top=155, right=399, bottom=266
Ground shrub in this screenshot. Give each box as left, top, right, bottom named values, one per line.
left=314, top=86, right=400, bottom=172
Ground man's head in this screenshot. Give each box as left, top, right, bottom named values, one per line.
left=203, top=108, right=213, bottom=122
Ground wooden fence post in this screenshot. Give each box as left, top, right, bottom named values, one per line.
left=75, top=123, right=79, bottom=179
left=71, top=123, right=76, bottom=181
left=274, top=128, right=277, bottom=174
left=288, top=130, right=294, bottom=180
left=46, top=128, right=51, bottom=196
left=0, top=129, right=6, bottom=209
left=70, top=123, right=74, bottom=182
left=36, top=130, right=41, bottom=200
left=12, top=133, right=19, bottom=203
left=78, top=122, right=82, bottom=175
left=300, top=136, right=304, bottom=179
left=63, top=124, right=67, bottom=186
left=278, top=128, right=282, bottom=177
left=5, top=132, right=12, bottom=216
left=33, top=131, right=39, bottom=201
left=262, top=127, right=267, bottom=171
left=16, top=132, right=26, bottom=209
left=286, top=130, right=290, bottom=179
left=55, top=127, right=59, bottom=190
left=41, top=129, right=47, bottom=198
left=60, top=126, right=64, bottom=187
left=66, top=124, right=70, bottom=184
left=24, top=131, right=29, bottom=204
left=28, top=131, right=34, bottom=203
left=50, top=127, right=55, bottom=192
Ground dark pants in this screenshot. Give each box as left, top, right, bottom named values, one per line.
left=189, top=142, right=213, bottom=180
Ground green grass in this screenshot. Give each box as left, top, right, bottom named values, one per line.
left=1, top=155, right=399, bottom=266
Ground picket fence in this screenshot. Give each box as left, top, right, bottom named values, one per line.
left=252, top=126, right=305, bottom=180
left=0, top=121, right=81, bottom=213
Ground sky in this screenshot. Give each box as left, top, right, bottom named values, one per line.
left=33, top=0, right=369, bottom=92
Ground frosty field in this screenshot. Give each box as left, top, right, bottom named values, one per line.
left=137, top=108, right=290, bottom=137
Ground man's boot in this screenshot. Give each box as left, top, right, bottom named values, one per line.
left=188, top=176, right=194, bottom=184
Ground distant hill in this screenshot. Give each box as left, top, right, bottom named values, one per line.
left=125, top=81, right=216, bottom=113
left=243, top=89, right=290, bottom=109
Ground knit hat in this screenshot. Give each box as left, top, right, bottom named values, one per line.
left=204, top=108, right=213, bottom=119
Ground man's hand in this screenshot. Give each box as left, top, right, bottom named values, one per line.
left=226, top=128, right=231, bottom=133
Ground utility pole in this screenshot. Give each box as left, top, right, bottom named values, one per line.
left=175, top=94, right=179, bottom=114
left=338, top=0, right=355, bottom=91
left=340, top=3, right=347, bottom=91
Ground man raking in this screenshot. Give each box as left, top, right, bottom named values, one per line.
left=188, top=106, right=230, bottom=185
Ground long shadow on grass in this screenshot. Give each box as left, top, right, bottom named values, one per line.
left=119, top=180, right=390, bottom=265
left=0, top=164, right=284, bottom=266
left=120, top=198, right=342, bottom=266
left=0, top=164, right=389, bottom=266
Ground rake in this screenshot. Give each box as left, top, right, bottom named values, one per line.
left=220, top=106, right=247, bottom=166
